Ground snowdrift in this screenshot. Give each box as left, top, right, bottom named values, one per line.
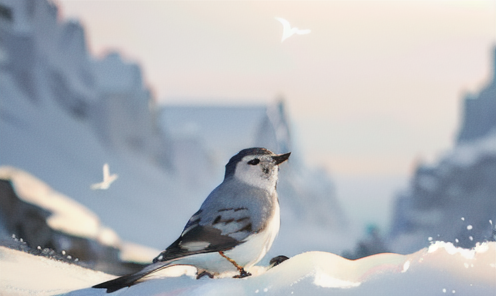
left=1, top=241, right=495, bottom=296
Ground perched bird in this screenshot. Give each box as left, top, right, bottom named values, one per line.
left=275, top=17, right=311, bottom=42
left=93, top=147, right=291, bottom=293
left=91, top=163, right=118, bottom=190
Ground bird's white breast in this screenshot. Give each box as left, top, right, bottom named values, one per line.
left=224, top=200, right=280, bottom=268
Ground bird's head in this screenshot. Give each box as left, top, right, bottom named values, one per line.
left=225, top=148, right=291, bottom=190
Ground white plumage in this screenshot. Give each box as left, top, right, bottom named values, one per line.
left=275, top=17, right=311, bottom=42
left=90, top=163, right=118, bottom=190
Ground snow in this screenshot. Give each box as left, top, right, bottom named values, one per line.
left=1, top=242, right=495, bottom=295
left=0, top=246, right=114, bottom=296
left=445, top=130, right=496, bottom=168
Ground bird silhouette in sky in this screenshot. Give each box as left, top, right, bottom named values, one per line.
left=275, top=17, right=311, bottom=42
left=91, top=163, right=118, bottom=190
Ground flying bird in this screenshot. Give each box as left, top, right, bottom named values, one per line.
left=93, top=148, right=291, bottom=293
left=275, top=17, right=311, bottom=42
left=91, top=163, right=118, bottom=190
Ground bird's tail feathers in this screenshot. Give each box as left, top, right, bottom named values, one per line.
left=93, top=261, right=173, bottom=293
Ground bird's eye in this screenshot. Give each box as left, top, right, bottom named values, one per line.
left=248, top=158, right=260, bottom=165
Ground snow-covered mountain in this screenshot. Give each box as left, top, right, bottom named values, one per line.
left=457, top=47, right=496, bottom=143
left=0, top=0, right=185, bottom=250
left=0, top=0, right=349, bottom=262
left=387, top=48, right=496, bottom=254
left=388, top=133, right=496, bottom=253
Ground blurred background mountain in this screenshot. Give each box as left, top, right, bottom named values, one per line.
left=387, top=50, right=496, bottom=254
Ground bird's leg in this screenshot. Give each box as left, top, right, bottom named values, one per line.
left=218, top=251, right=252, bottom=278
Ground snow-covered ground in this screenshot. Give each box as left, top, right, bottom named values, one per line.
left=0, top=246, right=114, bottom=296
left=1, top=241, right=495, bottom=296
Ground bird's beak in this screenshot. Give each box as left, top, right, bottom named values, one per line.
left=272, top=152, right=291, bottom=165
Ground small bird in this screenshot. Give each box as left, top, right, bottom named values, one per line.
left=275, top=17, right=311, bottom=42
left=93, top=148, right=290, bottom=293
left=91, top=163, right=118, bottom=190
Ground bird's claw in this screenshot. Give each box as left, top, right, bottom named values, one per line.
left=233, top=268, right=252, bottom=278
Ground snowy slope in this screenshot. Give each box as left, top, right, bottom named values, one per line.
left=1, top=242, right=495, bottom=296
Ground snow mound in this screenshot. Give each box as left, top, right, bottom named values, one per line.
left=2, top=242, right=493, bottom=296
left=0, top=246, right=113, bottom=296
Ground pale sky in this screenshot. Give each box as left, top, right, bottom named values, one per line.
left=56, top=0, right=496, bottom=229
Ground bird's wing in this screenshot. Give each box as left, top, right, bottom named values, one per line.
left=107, top=174, right=118, bottom=183
left=275, top=17, right=290, bottom=30
left=90, top=182, right=103, bottom=190
left=153, top=207, right=255, bottom=262
left=102, top=163, right=110, bottom=181
left=94, top=209, right=247, bottom=292
left=275, top=17, right=293, bottom=41
left=206, top=206, right=254, bottom=240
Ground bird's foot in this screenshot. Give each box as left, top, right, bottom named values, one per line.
left=218, top=251, right=252, bottom=278
left=233, top=268, right=252, bottom=278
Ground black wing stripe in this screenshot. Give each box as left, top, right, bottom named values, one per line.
left=218, top=207, right=248, bottom=212
left=212, top=217, right=238, bottom=225
left=236, top=217, right=250, bottom=223
left=236, top=223, right=252, bottom=233
left=154, top=225, right=240, bottom=263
